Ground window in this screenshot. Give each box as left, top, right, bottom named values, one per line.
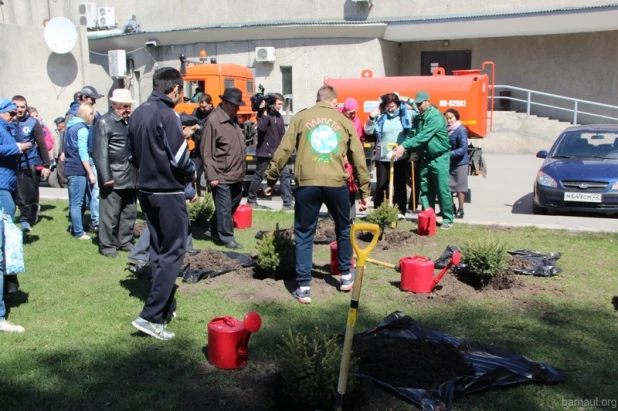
left=224, top=78, right=235, bottom=89
left=246, top=80, right=254, bottom=94
left=281, top=66, right=292, bottom=95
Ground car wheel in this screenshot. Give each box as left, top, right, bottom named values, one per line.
left=532, top=200, right=547, bottom=215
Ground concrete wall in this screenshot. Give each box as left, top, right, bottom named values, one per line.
left=97, top=37, right=396, bottom=111
left=0, top=23, right=89, bottom=128
left=5, top=0, right=605, bottom=32
left=401, top=31, right=618, bottom=123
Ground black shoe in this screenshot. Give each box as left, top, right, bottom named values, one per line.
left=224, top=241, right=243, bottom=249
left=4, top=275, right=19, bottom=294
left=88, top=223, right=99, bottom=233
left=455, top=209, right=464, bottom=219
left=283, top=203, right=295, bottom=211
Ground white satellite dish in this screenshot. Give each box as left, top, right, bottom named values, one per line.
left=44, top=17, right=78, bottom=54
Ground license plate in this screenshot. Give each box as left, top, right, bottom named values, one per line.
left=564, top=192, right=602, bottom=203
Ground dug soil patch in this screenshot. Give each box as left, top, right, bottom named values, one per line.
left=356, top=230, right=439, bottom=250
left=352, top=335, right=474, bottom=389
left=177, top=249, right=341, bottom=303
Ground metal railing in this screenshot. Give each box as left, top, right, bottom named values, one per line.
left=490, top=85, right=618, bottom=124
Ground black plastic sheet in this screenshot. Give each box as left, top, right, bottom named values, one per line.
left=354, top=312, right=567, bottom=411
left=507, top=249, right=562, bottom=277
left=181, top=252, right=257, bottom=283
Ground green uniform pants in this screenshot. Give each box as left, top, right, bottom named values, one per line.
left=419, top=152, right=454, bottom=224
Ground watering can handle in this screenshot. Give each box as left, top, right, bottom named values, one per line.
left=211, top=316, right=236, bottom=328
left=350, top=223, right=380, bottom=266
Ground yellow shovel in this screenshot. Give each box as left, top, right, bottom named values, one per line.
left=335, top=222, right=381, bottom=411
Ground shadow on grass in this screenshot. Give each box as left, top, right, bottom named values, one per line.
left=3, top=290, right=29, bottom=317
left=0, top=300, right=616, bottom=410
left=39, top=204, right=56, bottom=212
left=23, top=234, right=40, bottom=244
left=119, top=278, right=151, bottom=302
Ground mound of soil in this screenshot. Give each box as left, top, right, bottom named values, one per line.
left=352, top=335, right=474, bottom=389
left=255, top=218, right=337, bottom=244
left=183, top=249, right=244, bottom=271
left=356, top=230, right=438, bottom=250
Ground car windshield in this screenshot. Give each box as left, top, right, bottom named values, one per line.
left=551, top=130, right=618, bottom=159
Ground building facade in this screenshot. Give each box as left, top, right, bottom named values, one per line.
left=1, top=0, right=616, bottom=124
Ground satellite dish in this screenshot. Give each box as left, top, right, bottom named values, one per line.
left=44, top=17, right=77, bottom=54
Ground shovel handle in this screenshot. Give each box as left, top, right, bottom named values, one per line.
left=350, top=223, right=380, bottom=267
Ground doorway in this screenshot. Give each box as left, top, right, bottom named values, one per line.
left=421, top=50, right=471, bottom=75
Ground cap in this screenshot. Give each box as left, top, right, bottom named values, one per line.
left=53, top=116, right=65, bottom=124
left=0, top=99, right=17, bottom=113
left=180, top=113, right=199, bottom=126
left=80, top=86, right=104, bottom=99
left=414, top=91, right=430, bottom=104
left=342, top=97, right=359, bottom=112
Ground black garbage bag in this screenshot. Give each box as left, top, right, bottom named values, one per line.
left=507, top=249, right=562, bottom=276
left=125, top=261, right=152, bottom=281
left=222, top=251, right=258, bottom=267
left=352, top=312, right=567, bottom=411
left=434, top=245, right=460, bottom=269
left=181, top=263, right=236, bottom=283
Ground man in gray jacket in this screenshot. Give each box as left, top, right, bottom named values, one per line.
left=93, top=89, right=138, bottom=257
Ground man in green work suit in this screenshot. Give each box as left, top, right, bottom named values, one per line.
left=393, top=91, right=454, bottom=229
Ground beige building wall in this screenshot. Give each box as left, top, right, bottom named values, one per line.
left=401, top=31, right=618, bottom=123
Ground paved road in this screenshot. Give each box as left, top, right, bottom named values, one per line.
left=40, top=154, right=618, bottom=233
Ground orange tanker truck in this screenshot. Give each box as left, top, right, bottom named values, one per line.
left=325, top=61, right=495, bottom=139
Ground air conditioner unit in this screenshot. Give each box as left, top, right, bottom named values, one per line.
left=77, top=2, right=98, bottom=29
left=255, top=47, right=276, bottom=63
left=108, top=49, right=127, bottom=78
left=97, top=6, right=116, bottom=29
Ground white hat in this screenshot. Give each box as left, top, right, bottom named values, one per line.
left=109, top=88, right=136, bottom=104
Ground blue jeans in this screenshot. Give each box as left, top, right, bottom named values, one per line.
left=0, top=189, right=16, bottom=221
left=87, top=159, right=99, bottom=225
left=294, top=186, right=352, bottom=287
left=0, top=193, right=6, bottom=320
left=67, top=175, right=88, bottom=237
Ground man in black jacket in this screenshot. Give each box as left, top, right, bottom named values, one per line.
left=93, top=89, right=138, bottom=258
left=128, top=68, right=195, bottom=340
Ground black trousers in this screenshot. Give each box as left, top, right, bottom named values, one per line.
left=247, top=157, right=293, bottom=206
left=373, top=160, right=408, bottom=215
left=98, top=187, right=137, bottom=256
left=18, top=168, right=41, bottom=225
left=210, top=182, right=243, bottom=244
left=138, top=191, right=189, bottom=324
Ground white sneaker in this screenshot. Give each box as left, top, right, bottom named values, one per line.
left=0, top=319, right=25, bottom=333
left=398, top=213, right=406, bottom=220
left=77, top=234, right=91, bottom=240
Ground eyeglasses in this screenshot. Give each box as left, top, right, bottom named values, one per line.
left=8, top=111, right=17, bottom=117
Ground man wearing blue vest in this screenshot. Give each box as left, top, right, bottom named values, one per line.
left=11, top=95, right=51, bottom=232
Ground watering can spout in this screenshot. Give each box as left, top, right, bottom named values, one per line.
left=237, top=311, right=262, bottom=357
left=432, top=251, right=461, bottom=287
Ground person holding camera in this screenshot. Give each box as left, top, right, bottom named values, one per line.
left=247, top=93, right=293, bottom=210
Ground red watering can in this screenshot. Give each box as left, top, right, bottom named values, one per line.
left=233, top=204, right=252, bottom=229
left=207, top=311, right=262, bottom=369
left=417, top=207, right=436, bottom=236
left=399, top=251, right=461, bottom=293
left=330, top=241, right=355, bottom=275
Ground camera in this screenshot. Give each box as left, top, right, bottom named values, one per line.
left=250, top=85, right=278, bottom=112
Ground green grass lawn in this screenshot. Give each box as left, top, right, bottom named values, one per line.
left=1, top=201, right=617, bottom=410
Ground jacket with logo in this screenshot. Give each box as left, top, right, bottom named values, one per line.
left=200, top=105, right=246, bottom=184
left=265, top=101, right=371, bottom=199
left=401, top=105, right=450, bottom=159
left=129, top=91, right=195, bottom=192
left=14, top=112, right=50, bottom=168
left=93, top=109, right=137, bottom=189
left=63, top=117, right=89, bottom=177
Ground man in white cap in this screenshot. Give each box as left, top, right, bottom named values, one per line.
left=93, top=89, right=138, bottom=257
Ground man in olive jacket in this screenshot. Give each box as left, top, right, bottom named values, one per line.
left=264, top=85, right=370, bottom=304
left=394, top=91, right=454, bottom=229
left=200, top=88, right=247, bottom=249
left=93, top=89, right=138, bottom=257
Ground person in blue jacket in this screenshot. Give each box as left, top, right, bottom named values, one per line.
left=64, top=104, right=97, bottom=240
left=444, top=109, right=469, bottom=219
left=0, top=99, right=31, bottom=331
